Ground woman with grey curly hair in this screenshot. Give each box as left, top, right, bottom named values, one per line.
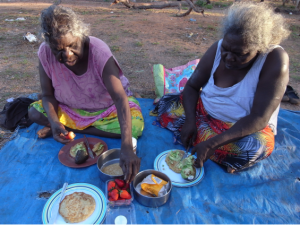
left=152, top=2, right=290, bottom=173
left=28, top=5, right=144, bottom=182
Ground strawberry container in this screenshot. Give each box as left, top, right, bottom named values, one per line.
left=104, top=179, right=136, bottom=224
left=105, top=179, right=134, bottom=207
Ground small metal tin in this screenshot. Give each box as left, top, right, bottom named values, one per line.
left=97, top=148, right=124, bottom=182
left=132, top=169, right=172, bottom=207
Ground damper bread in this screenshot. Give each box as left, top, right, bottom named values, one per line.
left=59, top=192, right=96, bottom=223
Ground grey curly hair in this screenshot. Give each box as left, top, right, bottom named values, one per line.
left=222, top=2, right=290, bottom=53
left=40, top=5, right=90, bottom=44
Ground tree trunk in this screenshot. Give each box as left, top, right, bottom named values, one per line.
left=111, top=0, right=204, bottom=17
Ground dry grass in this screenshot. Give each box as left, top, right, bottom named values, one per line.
left=0, top=0, right=299, bottom=147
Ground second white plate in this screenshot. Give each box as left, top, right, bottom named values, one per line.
left=154, top=150, right=205, bottom=187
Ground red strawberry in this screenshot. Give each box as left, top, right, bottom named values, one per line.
left=123, top=183, right=130, bottom=190
left=109, top=197, right=116, bottom=201
left=115, top=179, right=125, bottom=188
left=108, top=191, right=112, bottom=197
left=119, top=190, right=131, bottom=199
left=121, top=183, right=130, bottom=193
left=110, top=189, right=119, bottom=201
left=114, top=184, right=121, bottom=191
left=107, top=181, right=116, bottom=192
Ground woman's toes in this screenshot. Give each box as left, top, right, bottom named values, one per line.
left=37, top=127, right=52, bottom=138
left=227, top=166, right=235, bottom=173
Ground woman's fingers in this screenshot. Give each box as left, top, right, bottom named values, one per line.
left=194, top=156, right=200, bottom=167
left=125, top=161, right=133, bottom=183
left=54, top=133, right=71, bottom=144
left=191, top=146, right=197, bottom=155
left=58, top=125, right=68, bottom=136
left=194, top=157, right=203, bottom=168
left=122, top=159, right=140, bottom=183
left=181, top=134, right=188, bottom=149
left=120, top=151, right=141, bottom=183
left=50, top=122, right=72, bottom=144
left=192, top=130, right=197, bottom=143
left=120, top=162, right=127, bottom=180
left=129, top=163, right=137, bottom=183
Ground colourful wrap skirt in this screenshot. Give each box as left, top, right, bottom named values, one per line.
left=30, top=96, right=144, bottom=139
left=151, top=94, right=274, bottom=171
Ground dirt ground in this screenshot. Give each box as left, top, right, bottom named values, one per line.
left=0, top=0, right=299, bottom=147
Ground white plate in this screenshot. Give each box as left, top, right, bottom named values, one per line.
left=154, top=150, right=205, bottom=187
left=42, top=183, right=106, bottom=224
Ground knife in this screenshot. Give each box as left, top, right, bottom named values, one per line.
left=49, top=182, right=68, bottom=224
left=84, top=135, right=95, bottom=159
left=182, top=139, right=192, bottom=159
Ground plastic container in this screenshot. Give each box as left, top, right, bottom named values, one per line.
left=105, top=204, right=136, bottom=224
left=105, top=179, right=136, bottom=224
left=105, top=179, right=134, bottom=206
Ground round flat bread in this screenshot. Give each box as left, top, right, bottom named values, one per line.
left=92, top=142, right=104, bottom=156
left=59, top=192, right=96, bottom=223
left=69, top=142, right=87, bottom=158
left=165, top=150, right=185, bottom=173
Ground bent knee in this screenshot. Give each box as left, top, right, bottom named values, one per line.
left=28, top=107, right=47, bottom=124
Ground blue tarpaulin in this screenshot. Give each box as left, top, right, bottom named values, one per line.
left=0, top=98, right=299, bottom=223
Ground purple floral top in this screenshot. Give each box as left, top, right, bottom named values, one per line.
left=38, top=36, right=132, bottom=112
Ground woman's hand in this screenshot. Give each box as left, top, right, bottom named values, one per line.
left=120, top=147, right=141, bottom=183
left=181, top=120, right=198, bottom=149
left=50, top=121, right=72, bottom=144
left=191, top=141, right=215, bottom=168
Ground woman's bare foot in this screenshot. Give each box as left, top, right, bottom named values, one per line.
left=134, top=92, right=142, bottom=98
left=37, top=127, right=52, bottom=138
left=227, top=166, right=235, bottom=173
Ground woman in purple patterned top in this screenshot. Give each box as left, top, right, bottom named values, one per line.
left=28, top=5, right=144, bottom=182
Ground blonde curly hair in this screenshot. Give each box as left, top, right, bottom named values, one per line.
left=222, top=2, right=290, bottom=53
left=40, top=5, right=90, bottom=43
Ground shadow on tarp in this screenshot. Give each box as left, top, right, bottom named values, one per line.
left=0, top=99, right=299, bottom=223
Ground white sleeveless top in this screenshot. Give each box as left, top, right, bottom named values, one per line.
left=201, top=39, right=281, bottom=134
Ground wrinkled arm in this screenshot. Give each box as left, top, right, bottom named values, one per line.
left=39, top=60, right=59, bottom=125
left=102, top=56, right=140, bottom=182
left=181, top=41, right=218, bottom=148
left=39, top=60, right=70, bottom=144
left=183, top=41, right=218, bottom=122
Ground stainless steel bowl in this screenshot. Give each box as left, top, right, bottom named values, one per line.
left=97, top=148, right=124, bottom=182
left=133, top=169, right=172, bottom=207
